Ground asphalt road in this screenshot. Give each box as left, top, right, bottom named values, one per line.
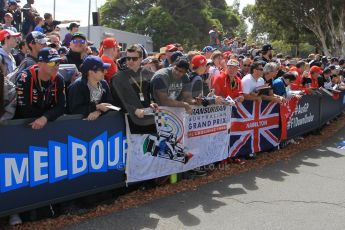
left=64, top=127, right=345, bottom=230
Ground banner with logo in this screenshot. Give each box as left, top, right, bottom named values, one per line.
left=229, top=100, right=280, bottom=158
left=0, top=112, right=126, bottom=217
left=320, top=90, right=342, bottom=125
left=286, top=95, right=321, bottom=139
left=126, top=105, right=232, bottom=183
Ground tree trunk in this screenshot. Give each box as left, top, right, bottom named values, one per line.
left=338, top=8, right=345, bottom=57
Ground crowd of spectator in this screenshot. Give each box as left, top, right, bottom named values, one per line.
left=1, top=2, right=345, bottom=225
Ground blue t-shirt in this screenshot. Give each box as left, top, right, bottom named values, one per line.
left=272, top=77, right=287, bottom=97
left=34, top=26, right=44, bottom=33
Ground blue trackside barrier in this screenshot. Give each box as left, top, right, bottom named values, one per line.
left=0, top=91, right=344, bottom=217
left=0, top=112, right=126, bottom=217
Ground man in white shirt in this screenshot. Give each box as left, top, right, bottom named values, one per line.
left=241, top=61, right=265, bottom=101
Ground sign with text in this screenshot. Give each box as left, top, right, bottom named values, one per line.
left=0, top=112, right=126, bottom=217
left=287, top=95, right=320, bottom=139
left=126, top=105, right=232, bottom=182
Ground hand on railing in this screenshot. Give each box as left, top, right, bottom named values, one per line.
left=30, top=116, right=48, bottom=129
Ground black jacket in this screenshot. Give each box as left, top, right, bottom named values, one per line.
left=68, top=77, right=113, bottom=117
left=65, top=50, right=83, bottom=71
left=15, top=66, right=66, bottom=121
left=111, top=68, right=155, bottom=130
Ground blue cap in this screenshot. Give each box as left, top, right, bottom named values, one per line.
left=80, top=55, right=111, bottom=73
left=38, top=47, right=62, bottom=62
left=8, top=0, right=17, bottom=5
left=202, top=46, right=216, bottom=53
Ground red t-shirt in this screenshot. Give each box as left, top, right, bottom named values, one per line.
left=101, top=55, right=117, bottom=83
left=212, top=72, right=243, bottom=99
left=289, top=66, right=303, bottom=90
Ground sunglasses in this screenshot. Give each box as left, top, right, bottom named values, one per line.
left=46, top=61, right=60, bottom=67
left=71, top=39, right=86, bottom=44
left=243, top=64, right=250, bottom=67
left=126, top=56, right=140, bottom=61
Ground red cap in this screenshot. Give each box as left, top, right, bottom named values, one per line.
left=310, top=66, right=323, bottom=74
left=0, top=29, right=21, bottom=41
left=191, top=55, right=207, bottom=68
left=102, top=37, right=121, bottom=49
left=223, top=51, right=232, bottom=60
left=165, top=44, right=177, bottom=52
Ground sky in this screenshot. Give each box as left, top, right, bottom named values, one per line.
left=24, top=0, right=255, bottom=26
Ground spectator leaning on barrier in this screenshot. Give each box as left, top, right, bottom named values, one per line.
left=112, top=44, right=154, bottom=111
left=65, top=32, right=87, bottom=70
left=212, top=58, right=244, bottom=102
left=151, top=56, right=196, bottom=114
left=111, top=45, right=158, bottom=133
left=241, top=61, right=265, bottom=101
left=272, top=72, right=297, bottom=97
left=100, top=37, right=120, bottom=84
left=260, top=62, right=285, bottom=103
left=68, top=55, right=114, bottom=120
left=0, top=29, right=20, bottom=75
left=15, top=47, right=65, bottom=129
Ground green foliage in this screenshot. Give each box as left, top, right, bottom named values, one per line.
left=99, top=0, right=246, bottom=51
left=244, top=0, right=345, bottom=57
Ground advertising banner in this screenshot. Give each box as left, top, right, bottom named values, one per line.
left=0, top=112, right=126, bottom=217
left=126, top=105, right=232, bottom=183
left=287, top=95, right=320, bottom=139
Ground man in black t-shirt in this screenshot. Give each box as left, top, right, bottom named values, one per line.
left=151, top=57, right=196, bottom=113
left=42, top=13, right=61, bottom=34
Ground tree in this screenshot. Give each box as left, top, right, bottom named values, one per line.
left=99, top=0, right=246, bottom=51
left=246, top=0, right=345, bottom=57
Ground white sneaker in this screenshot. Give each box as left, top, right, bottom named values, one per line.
left=9, top=214, right=22, bottom=226
left=288, top=139, right=299, bottom=145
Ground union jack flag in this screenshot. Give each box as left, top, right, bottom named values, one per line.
left=229, top=100, right=280, bottom=157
